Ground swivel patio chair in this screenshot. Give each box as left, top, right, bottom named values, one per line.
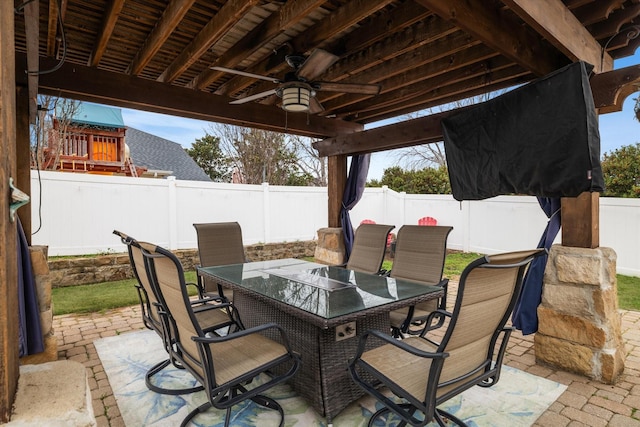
left=141, top=242, right=301, bottom=427
left=388, top=225, right=453, bottom=337
left=345, top=223, right=395, bottom=274
left=193, top=222, right=248, bottom=302
left=113, top=230, right=242, bottom=395
left=349, top=249, right=546, bottom=427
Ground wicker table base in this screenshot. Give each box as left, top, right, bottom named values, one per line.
left=234, top=290, right=389, bottom=423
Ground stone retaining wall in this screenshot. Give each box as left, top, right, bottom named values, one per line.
left=49, top=241, right=317, bottom=287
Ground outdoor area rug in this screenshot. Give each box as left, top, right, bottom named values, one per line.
left=94, top=329, right=566, bottom=427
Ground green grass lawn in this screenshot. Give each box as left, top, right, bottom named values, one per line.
left=52, top=253, right=640, bottom=315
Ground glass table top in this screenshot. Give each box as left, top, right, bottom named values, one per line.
left=199, top=258, right=443, bottom=320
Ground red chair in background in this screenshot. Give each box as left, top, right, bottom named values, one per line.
left=361, top=219, right=394, bottom=248
left=418, top=216, right=438, bottom=226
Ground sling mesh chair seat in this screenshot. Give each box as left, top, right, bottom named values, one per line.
left=141, top=242, right=301, bottom=427
left=345, top=223, right=395, bottom=274
left=387, top=225, right=453, bottom=337
left=194, top=222, right=248, bottom=303
left=349, top=249, right=546, bottom=427
left=114, top=230, right=242, bottom=395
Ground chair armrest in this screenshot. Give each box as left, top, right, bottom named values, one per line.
left=353, top=329, right=449, bottom=361
left=190, top=300, right=233, bottom=314
left=192, top=322, right=295, bottom=351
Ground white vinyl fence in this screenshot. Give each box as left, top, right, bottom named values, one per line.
left=29, top=170, right=640, bottom=277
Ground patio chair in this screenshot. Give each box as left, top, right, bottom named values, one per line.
left=388, top=225, right=453, bottom=337
left=349, top=248, right=546, bottom=427
left=345, top=223, right=395, bottom=274
left=141, top=243, right=301, bottom=427
left=193, top=222, right=248, bottom=302
left=113, top=230, right=242, bottom=395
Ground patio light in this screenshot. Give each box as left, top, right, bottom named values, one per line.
left=280, top=82, right=314, bottom=112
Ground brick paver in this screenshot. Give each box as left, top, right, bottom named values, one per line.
left=53, top=298, right=640, bottom=426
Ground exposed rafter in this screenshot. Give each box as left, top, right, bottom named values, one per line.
left=157, top=0, right=260, bottom=83
left=190, top=0, right=329, bottom=90
left=127, top=0, right=196, bottom=76
left=87, top=0, right=125, bottom=67
left=215, top=0, right=399, bottom=97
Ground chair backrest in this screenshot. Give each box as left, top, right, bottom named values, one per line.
left=141, top=242, right=301, bottom=414
left=194, top=222, right=246, bottom=293
left=434, top=249, right=545, bottom=399
left=142, top=244, right=207, bottom=379
left=113, top=230, right=163, bottom=332
left=390, top=225, right=452, bottom=285
left=346, top=223, right=395, bottom=274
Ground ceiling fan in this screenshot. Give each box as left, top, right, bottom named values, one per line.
left=211, top=49, right=381, bottom=113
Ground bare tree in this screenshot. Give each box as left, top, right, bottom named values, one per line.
left=210, top=124, right=328, bottom=186
left=288, top=134, right=327, bottom=186
left=32, top=96, right=81, bottom=170
left=392, top=91, right=507, bottom=170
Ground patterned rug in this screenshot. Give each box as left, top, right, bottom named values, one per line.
left=95, top=329, right=566, bottom=427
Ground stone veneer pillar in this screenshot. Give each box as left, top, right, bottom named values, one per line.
left=535, top=245, right=624, bottom=384
left=314, top=228, right=346, bottom=265
left=20, top=246, right=58, bottom=365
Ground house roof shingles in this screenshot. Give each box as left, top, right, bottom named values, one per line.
left=125, top=127, right=211, bottom=182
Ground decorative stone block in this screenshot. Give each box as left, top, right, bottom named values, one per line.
left=19, top=335, right=58, bottom=365
left=601, top=348, right=626, bottom=384
left=555, top=252, right=602, bottom=285
left=9, top=360, right=95, bottom=426
left=536, top=245, right=624, bottom=384
left=314, top=228, right=345, bottom=265
left=537, top=306, right=605, bottom=347
left=540, top=283, right=592, bottom=318
left=535, top=334, right=594, bottom=377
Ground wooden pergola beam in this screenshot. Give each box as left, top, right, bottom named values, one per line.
left=23, top=55, right=361, bottom=139
left=416, top=0, right=569, bottom=77
left=501, top=0, right=613, bottom=72
left=0, top=0, right=19, bottom=420
left=316, top=65, right=638, bottom=155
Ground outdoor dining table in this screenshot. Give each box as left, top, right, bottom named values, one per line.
left=198, top=258, right=445, bottom=423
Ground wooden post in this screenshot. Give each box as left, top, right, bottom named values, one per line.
left=16, top=85, right=31, bottom=242
left=327, top=155, right=347, bottom=228
left=0, top=0, right=20, bottom=421
left=561, top=192, right=599, bottom=248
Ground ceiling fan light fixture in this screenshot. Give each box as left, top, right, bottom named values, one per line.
left=280, top=82, right=314, bottom=112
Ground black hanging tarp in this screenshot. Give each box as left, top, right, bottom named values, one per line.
left=442, top=61, right=604, bottom=201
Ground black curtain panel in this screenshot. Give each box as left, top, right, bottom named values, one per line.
left=442, top=61, right=604, bottom=201
left=341, top=154, right=371, bottom=258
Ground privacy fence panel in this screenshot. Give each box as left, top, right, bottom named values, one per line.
left=31, top=171, right=639, bottom=276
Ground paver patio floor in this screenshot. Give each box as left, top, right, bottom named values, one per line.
left=53, top=294, right=640, bottom=427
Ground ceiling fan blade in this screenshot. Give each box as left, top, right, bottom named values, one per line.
left=314, top=81, right=381, bottom=95
left=309, top=97, right=325, bottom=114
left=230, top=89, right=278, bottom=104
left=211, top=66, right=281, bottom=83
left=296, top=49, right=339, bottom=81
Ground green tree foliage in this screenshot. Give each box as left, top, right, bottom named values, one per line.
left=368, top=166, right=451, bottom=194
left=601, top=143, right=640, bottom=198
left=185, top=133, right=231, bottom=182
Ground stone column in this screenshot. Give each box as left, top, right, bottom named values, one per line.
left=314, top=228, right=346, bottom=265
left=20, top=246, right=57, bottom=365
left=535, top=245, right=624, bottom=384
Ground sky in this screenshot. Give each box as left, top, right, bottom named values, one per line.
left=120, top=50, right=640, bottom=180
